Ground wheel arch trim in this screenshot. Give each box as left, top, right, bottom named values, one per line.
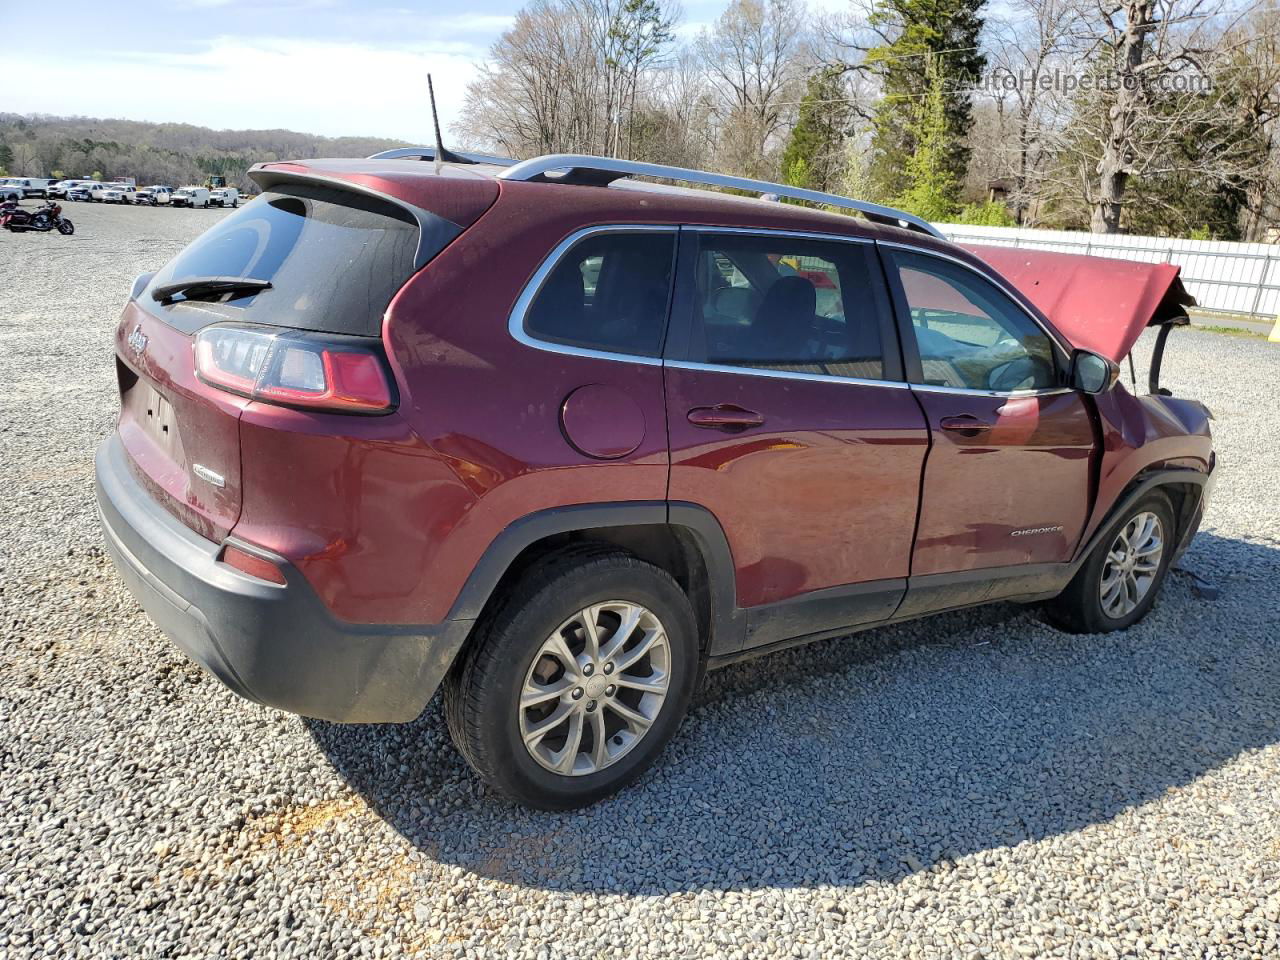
left=445, top=501, right=745, bottom=654
left=1070, top=468, right=1208, bottom=574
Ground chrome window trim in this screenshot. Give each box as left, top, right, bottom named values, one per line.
left=910, top=383, right=1074, bottom=399
left=879, top=240, right=1076, bottom=396
left=666, top=359, right=909, bottom=389
left=507, top=223, right=678, bottom=367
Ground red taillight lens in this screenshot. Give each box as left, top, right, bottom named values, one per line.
left=194, top=324, right=394, bottom=414
left=220, top=545, right=287, bottom=584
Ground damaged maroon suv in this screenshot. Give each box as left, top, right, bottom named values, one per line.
left=97, top=151, right=1215, bottom=808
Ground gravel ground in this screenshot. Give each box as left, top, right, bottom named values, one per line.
left=2, top=200, right=1279, bottom=960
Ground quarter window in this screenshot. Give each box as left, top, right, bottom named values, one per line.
left=524, top=231, right=675, bottom=358
left=686, top=233, right=890, bottom=381
left=890, top=251, right=1059, bottom=392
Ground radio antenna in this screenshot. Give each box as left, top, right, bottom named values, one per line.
left=427, top=74, right=463, bottom=174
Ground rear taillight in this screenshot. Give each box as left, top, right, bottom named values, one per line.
left=194, top=323, right=395, bottom=414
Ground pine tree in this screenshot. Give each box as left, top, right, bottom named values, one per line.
left=864, top=0, right=986, bottom=202
left=894, top=55, right=959, bottom=222
left=779, top=69, right=852, bottom=193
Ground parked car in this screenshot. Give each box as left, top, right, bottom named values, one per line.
left=101, top=184, right=138, bottom=204
left=208, top=187, right=239, bottom=208
left=0, top=180, right=20, bottom=202
left=170, top=186, right=210, bottom=208
left=4, top=177, right=54, bottom=199
left=134, top=185, right=174, bottom=206
left=96, top=152, right=1216, bottom=809
left=49, top=180, right=91, bottom=199
left=67, top=184, right=98, bottom=202
left=86, top=183, right=128, bottom=202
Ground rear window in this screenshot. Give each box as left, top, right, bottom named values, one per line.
left=141, top=183, right=420, bottom=337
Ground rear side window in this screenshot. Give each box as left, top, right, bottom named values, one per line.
left=523, top=231, right=676, bottom=358
left=142, top=183, right=421, bottom=337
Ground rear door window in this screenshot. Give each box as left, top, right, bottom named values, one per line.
left=141, top=183, right=422, bottom=337
left=683, top=232, right=895, bottom=382
left=522, top=230, right=676, bottom=358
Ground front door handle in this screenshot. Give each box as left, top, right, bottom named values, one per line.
left=939, top=415, right=993, bottom=436
left=687, top=404, right=766, bottom=430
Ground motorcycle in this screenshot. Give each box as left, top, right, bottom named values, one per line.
left=1, top=199, right=75, bottom=234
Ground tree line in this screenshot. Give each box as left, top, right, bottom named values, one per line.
left=0, top=114, right=409, bottom=194
left=456, top=0, right=1280, bottom=238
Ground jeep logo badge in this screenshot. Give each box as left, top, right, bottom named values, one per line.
left=127, top=324, right=148, bottom=355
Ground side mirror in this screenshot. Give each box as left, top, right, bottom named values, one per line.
left=1070, top=349, right=1119, bottom=394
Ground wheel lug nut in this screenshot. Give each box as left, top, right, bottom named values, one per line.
left=605, top=685, right=616, bottom=696
left=586, top=701, right=597, bottom=711
left=603, top=663, right=614, bottom=675
left=583, top=663, right=594, bottom=676
left=571, top=688, right=583, bottom=700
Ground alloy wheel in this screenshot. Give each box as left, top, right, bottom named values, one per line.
left=1099, top=511, right=1164, bottom=619
left=519, top=601, right=671, bottom=776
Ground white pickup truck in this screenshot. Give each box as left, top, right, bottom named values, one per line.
left=170, top=186, right=211, bottom=208
left=100, top=184, right=138, bottom=204
left=209, top=187, right=240, bottom=208
left=134, top=185, right=174, bottom=206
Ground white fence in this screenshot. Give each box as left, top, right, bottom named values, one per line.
left=937, top=222, right=1280, bottom=318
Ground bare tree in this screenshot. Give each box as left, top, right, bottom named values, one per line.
left=1225, top=3, right=1280, bottom=239
left=978, top=0, right=1087, bottom=221
left=1070, top=0, right=1266, bottom=232
left=634, top=46, right=719, bottom=166
left=697, top=0, right=807, bottom=179
left=10, top=141, right=39, bottom=176
left=456, top=0, right=679, bottom=159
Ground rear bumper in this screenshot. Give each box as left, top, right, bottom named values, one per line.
left=95, top=434, right=472, bottom=723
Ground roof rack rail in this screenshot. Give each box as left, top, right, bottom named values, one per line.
left=496, top=154, right=944, bottom=240
left=366, top=146, right=517, bottom=167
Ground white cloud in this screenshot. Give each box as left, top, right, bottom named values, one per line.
left=2, top=35, right=484, bottom=142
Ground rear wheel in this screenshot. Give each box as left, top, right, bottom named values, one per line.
left=1045, top=491, right=1175, bottom=633
left=444, top=547, right=699, bottom=809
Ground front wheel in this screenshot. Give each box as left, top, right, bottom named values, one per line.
left=57, top=219, right=74, bottom=235
left=444, top=547, right=699, bottom=809
left=1045, top=491, right=1176, bottom=633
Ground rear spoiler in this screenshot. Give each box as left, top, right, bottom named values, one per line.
left=248, top=164, right=463, bottom=270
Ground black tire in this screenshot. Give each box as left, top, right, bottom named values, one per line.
left=444, top=546, right=699, bottom=809
left=57, top=219, right=74, bottom=235
left=1045, top=490, right=1176, bottom=634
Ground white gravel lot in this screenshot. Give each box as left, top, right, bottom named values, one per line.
left=2, top=199, right=1279, bottom=960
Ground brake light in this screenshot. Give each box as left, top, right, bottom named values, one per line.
left=194, top=324, right=394, bottom=414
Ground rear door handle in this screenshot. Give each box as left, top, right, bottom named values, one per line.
left=939, top=415, right=993, bottom=436
left=687, top=404, right=766, bottom=430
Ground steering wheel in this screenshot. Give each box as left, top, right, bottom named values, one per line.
left=987, top=354, right=1055, bottom=392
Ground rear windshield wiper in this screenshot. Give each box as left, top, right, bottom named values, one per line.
left=152, top=276, right=272, bottom=304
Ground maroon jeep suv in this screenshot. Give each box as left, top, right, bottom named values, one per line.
left=96, top=152, right=1215, bottom=808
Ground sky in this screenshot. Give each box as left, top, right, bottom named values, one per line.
left=0, top=0, right=851, bottom=143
